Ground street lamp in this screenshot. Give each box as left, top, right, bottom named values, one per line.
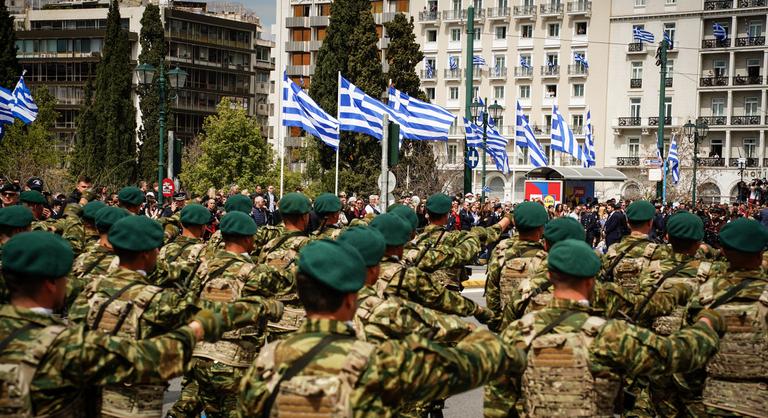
left=135, top=64, right=188, bottom=205
left=470, top=98, right=504, bottom=202
left=683, top=118, right=709, bottom=205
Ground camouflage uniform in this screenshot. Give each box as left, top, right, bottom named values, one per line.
left=311, top=224, right=343, bottom=240
left=156, top=234, right=207, bottom=290
left=159, top=212, right=183, bottom=244
left=484, top=298, right=721, bottom=417
left=205, top=224, right=284, bottom=259
left=54, top=209, right=86, bottom=255
left=600, top=232, right=670, bottom=290
left=82, top=224, right=100, bottom=248
left=65, top=243, right=119, bottom=310
left=238, top=318, right=525, bottom=418
left=0, top=304, right=199, bottom=417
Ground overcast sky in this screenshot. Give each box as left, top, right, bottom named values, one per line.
left=241, top=0, right=276, bottom=29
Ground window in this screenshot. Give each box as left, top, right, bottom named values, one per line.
left=664, top=23, right=676, bottom=47
left=628, top=138, right=640, bottom=158
left=494, top=56, right=506, bottom=71
left=449, top=55, right=460, bottom=68
left=710, top=138, right=723, bottom=158
left=744, top=138, right=757, bottom=158
left=748, top=22, right=763, bottom=38
left=572, top=83, right=584, bottom=97
left=317, top=3, right=332, bottom=15
left=293, top=5, right=310, bottom=17
left=520, top=54, right=531, bottom=67
left=425, top=58, right=436, bottom=72
left=472, top=86, right=479, bottom=99
left=630, top=98, right=641, bottom=118
left=713, top=59, right=727, bottom=77
left=427, top=30, right=437, bottom=43
left=474, top=28, right=481, bottom=41
left=449, top=87, right=460, bottom=100
left=631, top=62, right=643, bottom=79
left=548, top=23, right=560, bottom=38
left=745, top=97, right=759, bottom=116
left=572, top=115, right=584, bottom=132
left=447, top=144, right=458, bottom=164
left=635, top=0, right=646, bottom=6
left=473, top=0, right=483, bottom=9
left=521, top=25, right=533, bottom=38
left=747, top=59, right=761, bottom=77
left=316, top=27, right=327, bottom=40
left=575, top=22, right=588, bottom=36
left=519, top=85, right=530, bottom=98
left=494, top=86, right=505, bottom=99
left=711, top=97, right=725, bottom=116
left=545, top=85, right=557, bottom=98
left=495, top=26, right=507, bottom=40
left=666, top=0, right=677, bottom=4
left=426, top=87, right=436, bottom=100
left=667, top=60, right=674, bottom=77
left=664, top=97, right=672, bottom=118
left=451, top=28, right=461, bottom=42
left=546, top=53, right=558, bottom=66
left=452, top=0, right=461, bottom=10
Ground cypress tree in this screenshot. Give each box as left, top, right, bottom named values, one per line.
left=71, top=79, right=97, bottom=177
left=0, top=1, right=20, bottom=89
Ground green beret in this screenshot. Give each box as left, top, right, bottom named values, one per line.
left=225, top=194, right=252, bottom=214
left=298, top=239, right=365, bottom=293
left=719, top=218, right=768, bottom=253
left=514, top=202, right=548, bottom=231
left=370, top=213, right=412, bottom=247
left=314, top=193, right=342, bottom=215
left=389, top=205, right=418, bottom=232
left=626, top=200, right=655, bottom=222
left=666, top=212, right=704, bottom=241
left=219, top=211, right=257, bottom=236
left=108, top=216, right=164, bottom=252
left=117, top=186, right=144, bottom=206
left=0, top=206, right=34, bottom=228
left=95, top=206, right=130, bottom=232
left=3, top=231, right=73, bottom=278
left=548, top=239, right=601, bottom=278
left=338, top=226, right=386, bottom=267
left=19, top=190, right=46, bottom=205
left=180, top=204, right=212, bottom=226
left=543, top=217, right=586, bottom=244
left=280, top=192, right=311, bottom=215
left=82, top=201, right=107, bottom=222
left=425, top=193, right=452, bottom=215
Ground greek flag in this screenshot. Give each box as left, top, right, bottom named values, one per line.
left=515, top=101, right=548, bottom=167
left=583, top=110, right=596, bottom=167
left=0, top=87, right=14, bottom=125
left=388, top=86, right=455, bottom=141
left=425, top=61, right=434, bottom=78
left=574, top=53, right=589, bottom=69
left=551, top=105, right=584, bottom=162
left=463, top=117, right=483, bottom=148
left=713, top=23, right=727, bottom=41
left=449, top=56, right=458, bottom=71
left=633, top=27, right=655, bottom=44
left=663, top=31, right=674, bottom=49
left=338, top=74, right=391, bottom=140
left=481, top=185, right=492, bottom=193
left=10, top=75, right=38, bottom=124
left=668, top=134, right=680, bottom=184
left=473, top=55, right=486, bottom=66
left=519, top=56, right=532, bottom=69
left=282, top=71, right=339, bottom=149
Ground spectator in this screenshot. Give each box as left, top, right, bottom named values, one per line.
left=265, top=185, right=278, bottom=224
left=67, top=175, right=92, bottom=204
left=0, top=183, right=20, bottom=208
left=447, top=200, right=461, bottom=231
left=338, top=192, right=349, bottom=225
left=252, top=196, right=268, bottom=226
left=365, top=195, right=381, bottom=215
left=603, top=203, right=628, bottom=249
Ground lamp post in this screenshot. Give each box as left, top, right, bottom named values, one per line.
left=470, top=98, right=504, bottom=202
left=683, top=118, right=709, bottom=205
left=737, top=157, right=746, bottom=203
left=135, top=64, right=188, bottom=206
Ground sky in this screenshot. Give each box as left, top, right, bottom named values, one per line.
left=240, top=0, right=276, bottom=29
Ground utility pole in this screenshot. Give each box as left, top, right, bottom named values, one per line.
left=381, top=113, right=389, bottom=213
left=157, top=64, right=166, bottom=206
left=655, top=39, right=669, bottom=200
left=463, top=6, right=475, bottom=195
left=481, top=100, right=488, bottom=202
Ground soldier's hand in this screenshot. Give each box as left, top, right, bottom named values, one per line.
left=190, top=309, right=224, bottom=342
left=263, top=299, right=284, bottom=322
left=694, top=308, right=726, bottom=336
left=474, top=306, right=494, bottom=325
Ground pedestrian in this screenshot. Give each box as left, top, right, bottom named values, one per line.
left=251, top=196, right=268, bottom=227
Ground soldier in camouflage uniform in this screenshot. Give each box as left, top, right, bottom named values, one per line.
left=0, top=206, right=33, bottom=304
left=53, top=203, right=86, bottom=255
left=156, top=203, right=211, bottom=290
left=486, top=239, right=724, bottom=418
left=116, top=186, right=144, bottom=215
left=311, top=193, right=344, bottom=240
left=601, top=200, right=670, bottom=290
left=237, top=239, right=527, bottom=418
left=20, top=191, right=55, bottom=233
left=686, top=218, right=768, bottom=418
left=406, top=193, right=511, bottom=292
left=0, top=231, right=226, bottom=417
left=80, top=200, right=106, bottom=249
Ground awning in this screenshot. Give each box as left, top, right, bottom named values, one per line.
left=525, top=167, right=628, bottom=182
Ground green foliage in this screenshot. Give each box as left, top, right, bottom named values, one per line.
left=180, top=98, right=274, bottom=195
left=0, top=1, right=20, bottom=89
left=0, top=88, right=61, bottom=182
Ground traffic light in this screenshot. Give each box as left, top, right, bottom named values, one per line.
left=388, top=121, right=400, bottom=168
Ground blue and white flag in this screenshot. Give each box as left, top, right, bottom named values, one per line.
left=633, top=27, right=655, bottom=44
left=667, top=134, right=680, bottom=184
left=583, top=110, right=596, bottom=167
left=551, top=105, right=584, bottom=162
left=481, top=185, right=492, bottom=193
left=463, top=117, right=483, bottom=148
left=663, top=31, right=674, bottom=49
left=515, top=101, right=548, bottom=167
left=574, top=53, right=589, bottom=69
left=519, top=56, right=532, bottom=70
left=282, top=71, right=339, bottom=149
left=10, top=75, right=38, bottom=124
left=299, top=75, right=305, bottom=87
left=388, top=86, right=454, bottom=141
left=713, top=23, right=727, bottom=41
left=449, top=56, right=459, bottom=71
left=0, top=87, right=14, bottom=125
left=473, top=55, right=486, bottom=67
left=338, top=74, right=392, bottom=140
left=425, top=61, right=434, bottom=79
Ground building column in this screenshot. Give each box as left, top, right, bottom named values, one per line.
left=759, top=129, right=765, bottom=167
left=725, top=129, right=732, bottom=163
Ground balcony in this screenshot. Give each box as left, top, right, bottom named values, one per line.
left=730, top=157, right=759, bottom=167
left=486, top=7, right=510, bottom=18
left=514, top=67, right=533, bottom=77
left=310, top=16, right=330, bottom=26
left=420, top=70, right=436, bottom=81
left=733, top=75, right=763, bottom=85
left=738, top=0, right=766, bottom=6
left=704, top=0, right=732, bottom=9
left=627, top=43, right=646, bottom=53
left=489, top=67, right=508, bottom=80
left=285, top=64, right=315, bottom=76
left=418, top=11, right=439, bottom=22
left=466, top=67, right=484, bottom=79
left=442, top=9, right=466, bottom=21
left=373, top=12, right=396, bottom=25
left=285, top=16, right=309, bottom=27
left=567, top=65, right=588, bottom=76
left=700, top=76, right=729, bottom=87
left=540, top=3, right=564, bottom=17
left=700, top=116, right=728, bottom=126
left=665, top=78, right=673, bottom=87
left=618, top=117, right=642, bottom=126
left=702, top=39, right=731, bottom=48
left=648, top=116, right=672, bottom=126
left=541, top=65, right=560, bottom=77
left=735, top=36, right=765, bottom=47
left=617, top=157, right=640, bottom=166
left=567, top=1, right=591, bottom=14
left=513, top=5, right=537, bottom=18
left=285, top=41, right=309, bottom=52
left=444, top=68, right=462, bottom=80
left=630, top=78, right=642, bottom=88
left=731, top=115, right=762, bottom=125
left=697, top=157, right=726, bottom=167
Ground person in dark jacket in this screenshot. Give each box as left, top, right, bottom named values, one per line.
left=580, top=205, right=601, bottom=247
left=603, top=203, right=628, bottom=248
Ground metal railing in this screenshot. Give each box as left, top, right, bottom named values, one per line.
left=567, top=1, right=591, bottom=13
left=700, top=76, right=729, bottom=87
left=514, top=67, right=533, bottom=77
left=617, top=157, right=640, bottom=166
left=735, top=36, right=765, bottom=46
left=731, top=115, right=762, bottom=125
left=729, top=157, right=759, bottom=167
left=733, top=75, right=763, bottom=85
left=486, top=7, right=510, bottom=18
left=618, top=117, right=641, bottom=126
left=541, top=65, right=560, bottom=76
left=738, top=0, right=766, bottom=6
left=418, top=11, right=439, bottom=21
left=513, top=5, right=537, bottom=16
left=704, top=0, right=733, bottom=9
left=442, top=9, right=467, bottom=20
left=444, top=68, right=462, bottom=79
left=630, top=78, right=642, bottom=88
left=700, top=116, right=728, bottom=125
left=489, top=67, right=508, bottom=79
left=540, top=3, right=564, bottom=15
left=420, top=70, right=436, bottom=80
left=648, top=116, right=672, bottom=126
left=627, top=43, right=644, bottom=52
left=697, top=157, right=726, bottom=167
left=665, top=77, right=673, bottom=87
left=702, top=39, right=731, bottom=48
left=568, top=65, right=588, bottom=76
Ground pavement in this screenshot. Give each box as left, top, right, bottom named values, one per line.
left=462, top=265, right=487, bottom=289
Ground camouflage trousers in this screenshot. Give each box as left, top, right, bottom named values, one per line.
left=166, top=374, right=202, bottom=418
left=483, top=382, right=521, bottom=418
left=187, top=358, right=248, bottom=418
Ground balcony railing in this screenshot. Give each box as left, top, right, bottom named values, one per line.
left=514, top=67, right=533, bottom=77
left=648, top=116, right=672, bottom=126
left=513, top=5, right=537, bottom=17
left=702, top=39, right=731, bottom=48
left=442, top=9, right=467, bottom=21
left=704, top=0, right=732, bottom=9
left=697, top=157, right=726, bottom=167
left=418, top=11, right=439, bottom=22
left=730, top=157, right=759, bottom=167
left=444, top=69, right=462, bottom=80
left=735, top=36, right=765, bottom=47
left=420, top=70, right=436, bottom=80
left=627, top=42, right=645, bottom=52
left=486, top=7, right=510, bottom=18
left=733, top=75, right=763, bottom=85
left=617, top=157, right=640, bottom=166
left=700, top=116, right=728, bottom=125
left=738, top=0, right=766, bottom=6
left=466, top=66, right=484, bottom=78
left=489, top=67, right=508, bottom=79
left=541, top=65, right=560, bottom=76
left=700, top=76, right=729, bottom=87
left=567, top=1, right=592, bottom=13
left=568, top=65, right=588, bottom=76
left=618, top=117, right=642, bottom=126
left=540, top=3, right=564, bottom=16
left=731, top=115, right=761, bottom=125
left=310, top=16, right=330, bottom=26
left=630, top=78, right=642, bottom=88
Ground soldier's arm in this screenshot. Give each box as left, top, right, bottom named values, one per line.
left=484, top=320, right=528, bottom=418
left=365, top=298, right=473, bottom=344
left=484, top=249, right=504, bottom=329
left=242, top=264, right=296, bottom=298
left=141, top=289, right=201, bottom=332
left=406, top=267, right=480, bottom=317
left=417, top=233, right=481, bottom=271
left=594, top=281, right=692, bottom=321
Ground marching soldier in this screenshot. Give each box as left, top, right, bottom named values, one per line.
left=156, top=203, right=211, bottom=290
left=80, top=200, right=106, bottom=248
left=116, top=186, right=145, bottom=215
left=0, top=205, right=34, bottom=303
left=20, top=190, right=53, bottom=231
left=311, top=192, right=344, bottom=240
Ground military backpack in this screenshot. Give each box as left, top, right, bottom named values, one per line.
left=499, top=248, right=547, bottom=310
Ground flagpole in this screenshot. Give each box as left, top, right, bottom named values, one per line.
left=335, top=71, right=341, bottom=195
left=278, top=74, right=285, bottom=198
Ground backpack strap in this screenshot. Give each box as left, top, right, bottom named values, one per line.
left=526, top=310, right=579, bottom=351
left=0, top=323, right=38, bottom=353
left=515, top=280, right=553, bottom=319
left=88, top=280, right=143, bottom=331
left=632, top=260, right=690, bottom=322
left=264, top=231, right=306, bottom=256
left=169, top=240, right=198, bottom=264
left=79, top=252, right=111, bottom=279
left=601, top=240, right=645, bottom=282
left=708, top=278, right=761, bottom=310
left=261, top=334, right=353, bottom=418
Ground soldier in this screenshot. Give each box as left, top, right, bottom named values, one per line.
left=0, top=231, right=225, bottom=417
left=488, top=239, right=723, bottom=418
left=80, top=200, right=106, bottom=248
left=370, top=213, right=493, bottom=323
left=485, top=201, right=548, bottom=331
left=407, top=193, right=511, bottom=292
left=117, top=186, right=145, bottom=215
left=311, top=192, right=343, bottom=240
left=580, top=204, right=600, bottom=247
left=205, top=193, right=254, bottom=254
left=20, top=190, right=52, bottom=229
left=53, top=203, right=86, bottom=255
left=0, top=205, right=34, bottom=303
left=156, top=203, right=210, bottom=290
left=237, top=239, right=527, bottom=417
left=601, top=200, right=670, bottom=291
left=687, top=218, right=768, bottom=417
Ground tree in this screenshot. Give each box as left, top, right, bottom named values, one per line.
left=0, top=1, right=21, bottom=89
left=180, top=98, right=274, bottom=196
left=135, top=4, right=167, bottom=182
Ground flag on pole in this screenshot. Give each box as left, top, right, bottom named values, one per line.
left=449, top=56, right=459, bottom=71
left=514, top=101, right=548, bottom=167
left=551, top=105, right=583, bottom=162
left=713, top=23, right=727, bottom=41
left=519, top=56, right=532, bottom=70
left=387, top=86, right=454, bottom=141
left=668, top=134, right=680, bottom=184
left=472, top=55, right=486, bottom=66
left=425, top=61, right=434, bottom=79
left=338, top=75, right=391, bottom=140
left=10, top=75, right=38, bottom=124
left=463, top=117, right=483, bottom=148
left=282, top=71, right=339, bottom=149
left=663, top=31, right=674, bottom=49
left=583, top=110, right=596, bottom=167
left=0, top=87, right=14, bottom=126
left=574, top=53, right=589, bottom=69
left=633, top=27, right=655, bottom=43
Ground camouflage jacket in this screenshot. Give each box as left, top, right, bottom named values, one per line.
left=156, top=235, right=207, bottom=290
left=205, top=223, right=285, bottom=259
left=600, top=232, right=670, bottom=289
left=66, top=243, right=119, bottom=310
left=256, top=230, right=310, bottom=269
left=354, top=285, right=473, bottom=345
left=375, top=255, right=480, bottom=317
left=238, top=318, right=525, bottom=418
left=0, top=304, right=197, bottom=417
left=311, top=224, right=343, bottom=240
left=405, top=224, right=502, bottom=272
left=159, top=212, right=183, bottom=245
left=54, top=215, right=86, bottom=255
left=83, top=226, right=99, bottom=248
